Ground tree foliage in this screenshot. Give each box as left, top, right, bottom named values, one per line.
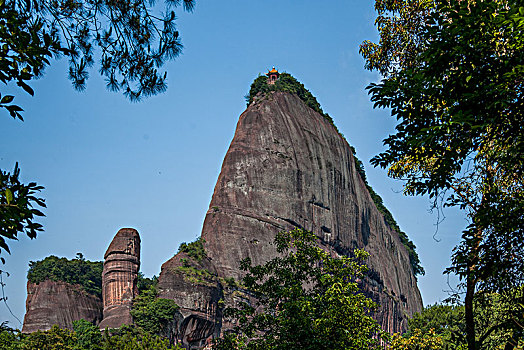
left=389, top=329, right=444, bottom=350
left=0, top=163, right=45, bottom=263
left=246, top=73, right=336, bottom=127
left=0, top=0, right=195, bottom=119
left=137, top=272, right=158, bottom=293
left=360, top=0, right=435, bottom=78
left=0, top=322, right=183, bottom=349
left=177, top=236, right=206, bottom=262
left=406, top=288, right=524, bottom=349
left=363, top=1, right=523, bottom=348
left=130, top=284, right=179, bottom=335
left=27, top=253, right=103, bottom=298
left=73, top=319, right=102, bottom=350
left=213, top=228, right=384, bottom=350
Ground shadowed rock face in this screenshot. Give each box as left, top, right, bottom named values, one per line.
left=99, top=228, right=140, bottom=330
left=159, top=252, right=223, bottom=349
left=21, top=280, right=102, bottom=333
left=158, top=91, right=423, bottom=347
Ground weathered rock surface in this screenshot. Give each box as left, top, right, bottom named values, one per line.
left=160, top=91, right=422, bottom=346
left=22, top=280, right=102, bottom=333
left=99, top=228, right=140, bottom=329
left=158, top=252, right=223, bottom=349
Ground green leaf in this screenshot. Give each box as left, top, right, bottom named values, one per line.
left=5, top=188, right=13, bottom=204
left=1, top=95, right=14, bottom=104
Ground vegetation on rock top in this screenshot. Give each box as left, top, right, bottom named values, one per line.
left=27, top=253, right=103, bottom=299
left=246, top=73, right=336, bottom=128
left=246, top=73, right=424, bottom=276
left=177, top=237, right=206, bottom=262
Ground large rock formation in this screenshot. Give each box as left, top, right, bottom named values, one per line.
left=21, top=280, right=102, bottom=333
left=158, top=91, right=423, bottom=347
left=99, top=228, right=141, bottom=329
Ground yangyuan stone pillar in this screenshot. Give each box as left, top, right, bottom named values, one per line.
left=99, top=228, right=140, bottom=329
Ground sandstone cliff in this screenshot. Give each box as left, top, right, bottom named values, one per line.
left=21, top=280, right=102, bottom=333
left=158, top=91, right=423, bottom=347
left=99, top=228, right=140, bottom=329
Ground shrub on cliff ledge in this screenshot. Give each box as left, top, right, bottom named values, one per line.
left=177, top=236, right=206, bottom=262
left=214, top=228, right=384, bottom=350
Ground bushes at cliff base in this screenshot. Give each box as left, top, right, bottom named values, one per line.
left=0, top=323, right=184, bottom=349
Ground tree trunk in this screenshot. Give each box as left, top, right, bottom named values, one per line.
left=465, top=266, right=476, bottom=350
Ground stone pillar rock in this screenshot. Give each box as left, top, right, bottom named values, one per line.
left=99, top=228, right=140, bottom=329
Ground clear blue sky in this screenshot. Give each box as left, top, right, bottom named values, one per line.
left=1, top=1, right=465, bottom=327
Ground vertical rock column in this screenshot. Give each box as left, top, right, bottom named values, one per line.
left=99, top=228, right=140, bottom=329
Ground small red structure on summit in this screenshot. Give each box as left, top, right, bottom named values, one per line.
left=266, top=67, right=280, bottom=84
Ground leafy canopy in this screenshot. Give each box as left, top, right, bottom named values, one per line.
left=0, top=0, right=195, bottom=119
left=27, top=253, right=103, bottom=298
left=0, top=322, right=183, bottom=349
left=177, top=236, right=206, bottom=262
left=363, top=2, right=523, bottom=347
left=406, top=288, right=524, bottom=349
left=131, top=281, right=179, bottom=336
left=366, top=0, right=524, bottom=290
left=0, top=163, right=45, bottom=263
left=214, top=228, right=384, bottom=350
left=388, top=329, right=444, bottom=350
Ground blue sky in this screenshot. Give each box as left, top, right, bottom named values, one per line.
left=1, top=1, right=465, bottom=327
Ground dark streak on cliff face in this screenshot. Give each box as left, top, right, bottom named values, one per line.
left=22, top=280, right=102, bottom=333
left=160, top=91, right=422, bottom=347
left=99, top=228, right=140, bottom=330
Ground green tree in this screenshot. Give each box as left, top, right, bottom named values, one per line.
left=0, top=0, right=196, bottom=119
left=0, top=163, right=45, bottom=263
left=101, top=325, right=182, bottom=350
left=408, top=303, right=466, bottom=347
left=213, top=228, right=384, bottom=350
left=406, top=288, right=524, bottom=349
left=363, top=1, right=523, bottom=349
left=130, top=285, right=179, bottom=335
left=0, top=323, right=22, bottom=350
left=137, top=272, right=158, bottom=293
left=73, top=319, right=102, bottom=350
left=20, top=325, right=77, bottom=350
left=360, top=0, right=435, bottom=78
left=389, top=329, right=444, bottom=350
